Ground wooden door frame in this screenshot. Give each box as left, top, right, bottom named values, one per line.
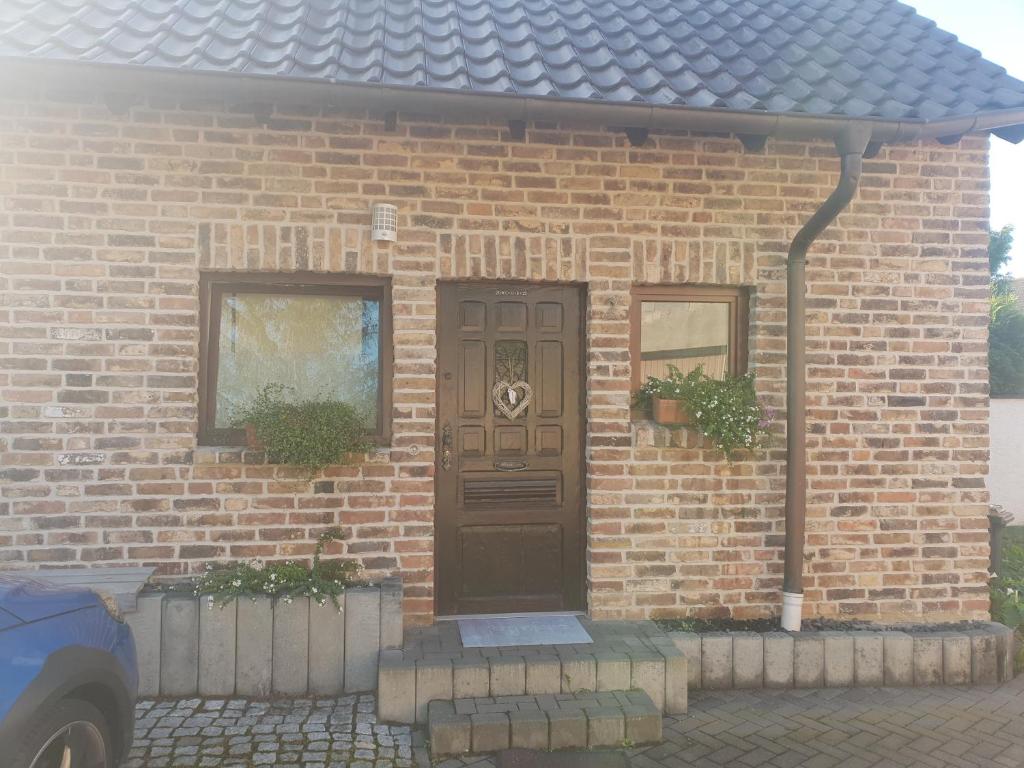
left=433, top=278, right=588, bottom=616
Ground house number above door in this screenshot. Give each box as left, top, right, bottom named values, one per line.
left=493, top=340, right=532, bottom=420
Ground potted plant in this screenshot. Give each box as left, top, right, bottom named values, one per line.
left=232, top=383, right=373, bottom=477
left=633, top=367, right=692, bottom=425
left=243, top=422, right=264, bottom=450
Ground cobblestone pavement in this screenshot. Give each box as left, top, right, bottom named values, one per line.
left=127, top=675, right=1024, bottom=768
left=124, top=695, right=417, bottom=767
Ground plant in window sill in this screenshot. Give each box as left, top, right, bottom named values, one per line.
left=633, top=367, right=693, bottom=425
left=633, top=365, right=774, bottom=460
left=231, top=383, right=373, bottom=477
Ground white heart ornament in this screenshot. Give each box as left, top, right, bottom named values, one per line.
left=492, top=380, right=532, bottom=420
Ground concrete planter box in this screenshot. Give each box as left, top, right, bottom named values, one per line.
left=126, top=578, right=403, bottom=698
left=669, top=623, right=1016, bottom=691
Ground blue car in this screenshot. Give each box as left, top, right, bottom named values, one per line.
left=0, top=575, right=137, bottom=768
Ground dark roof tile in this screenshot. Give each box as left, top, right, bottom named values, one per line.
left=1, top=0, right=1023, bottom=127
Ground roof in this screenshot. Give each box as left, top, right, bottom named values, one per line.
left=2, top=0, right=1024, bottom=139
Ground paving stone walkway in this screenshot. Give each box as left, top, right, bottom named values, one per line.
left=124, top=675, right=1024, bottom=768
left=439, top=675, right=1024, bottom=768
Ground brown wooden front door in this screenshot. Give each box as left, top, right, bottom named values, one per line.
left=436, top=281, right=584, bottom=616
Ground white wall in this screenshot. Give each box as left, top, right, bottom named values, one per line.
left=990, top=399, right=1024, bottom=525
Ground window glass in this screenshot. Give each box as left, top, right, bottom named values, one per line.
left=639, top=301, right=730, bottom=380
left=214, top=292, right=380, bottom=427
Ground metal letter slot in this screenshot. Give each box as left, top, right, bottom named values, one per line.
left=494, top=460, right=528, bottom=472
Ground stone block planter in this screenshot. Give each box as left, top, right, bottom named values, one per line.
left=669, top=622, right=1016, bottom=691
left=126, top=578, right=402, bottom=697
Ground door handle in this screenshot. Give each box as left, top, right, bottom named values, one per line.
left=440, top=422, right=453, bottom=471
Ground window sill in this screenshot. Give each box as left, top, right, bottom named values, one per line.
left=193, top=444, right=392, bottom=466
left=630, top=419, right=705, bottom=449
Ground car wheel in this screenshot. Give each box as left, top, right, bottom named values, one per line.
left=11, top=698, right=112, bottom=768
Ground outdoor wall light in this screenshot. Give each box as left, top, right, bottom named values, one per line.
left=371, top=203, right=398, bottom=242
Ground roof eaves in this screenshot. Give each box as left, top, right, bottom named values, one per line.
left=3, top=55, right=1022, bottom=145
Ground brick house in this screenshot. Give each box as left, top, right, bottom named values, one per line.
left=2, top=0, right=1024, bottom=628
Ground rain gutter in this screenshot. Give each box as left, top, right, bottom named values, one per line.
left=3, top=59, right=1024, bottom=145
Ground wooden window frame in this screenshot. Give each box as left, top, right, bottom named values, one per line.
left=198, top=271, right=393, bottom=446
left=629, top=284, right=749, bottom=393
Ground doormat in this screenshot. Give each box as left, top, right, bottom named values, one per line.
left=457, top=615, right=593, bottom=648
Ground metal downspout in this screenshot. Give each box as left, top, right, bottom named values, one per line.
left=781, top=126, right=871, bottom=631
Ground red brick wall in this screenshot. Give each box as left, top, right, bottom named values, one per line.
left=0, top=87, right=992, bottom=623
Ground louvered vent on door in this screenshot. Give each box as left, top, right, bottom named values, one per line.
left=462, top=477, right=560, bottom=507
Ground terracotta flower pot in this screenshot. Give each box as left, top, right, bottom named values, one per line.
left=243, top=423, right=264, bottom=450
left=652, top=398, right=690, bottom=426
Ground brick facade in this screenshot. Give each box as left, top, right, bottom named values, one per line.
left=0, top=86, right=992, bottom=624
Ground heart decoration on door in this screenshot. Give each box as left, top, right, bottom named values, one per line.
left=493, top=339, right=532, bottom=420
left=492, top=380, right=533, bottom=420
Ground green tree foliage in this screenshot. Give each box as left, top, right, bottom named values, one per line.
left=989, top=227, right=1024, bottom=397
left=990, top=224, right=1015, bottom=297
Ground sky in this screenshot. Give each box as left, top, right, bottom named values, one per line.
left=908, top=0, right=1024, bottom=276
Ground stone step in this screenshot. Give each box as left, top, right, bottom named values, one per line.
left=428, top=690, right=663, bottom=758
left=377, top=645, right=687, bottom=725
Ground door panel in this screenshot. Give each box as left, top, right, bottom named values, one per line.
left=536, top=341, right=563, bottom=417
left=459, top=341, right=486, bottom=418
left=436, top=281, right=584, bottom=615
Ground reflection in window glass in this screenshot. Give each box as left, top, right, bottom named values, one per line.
left=215, top=293, right=379, bottom=427
left=640, top=301, right=730, bottom=379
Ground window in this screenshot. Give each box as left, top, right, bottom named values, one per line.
left=199, top=273, right=392, bottom=445
left=629, top=285, right=748, bottom=392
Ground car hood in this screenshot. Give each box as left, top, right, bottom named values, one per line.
left=0, top=574, right=101, bottom=623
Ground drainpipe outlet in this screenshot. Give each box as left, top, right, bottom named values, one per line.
left=781, top=591, right=804, bottom=631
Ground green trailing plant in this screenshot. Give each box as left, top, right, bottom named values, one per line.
left=991, top=539, right=1024, bottom=627
left=634, top=365, right=774, bottom=460
left=991, top=532, right=1024, bottom=671
left=193, top=528, right=360, bottom=609
left=233, top=383, right=373, bottom=476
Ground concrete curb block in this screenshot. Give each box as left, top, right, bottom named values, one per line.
left=668, top=622, right=1015, bottom=691
left=128, top=579, right=402, bottom=697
